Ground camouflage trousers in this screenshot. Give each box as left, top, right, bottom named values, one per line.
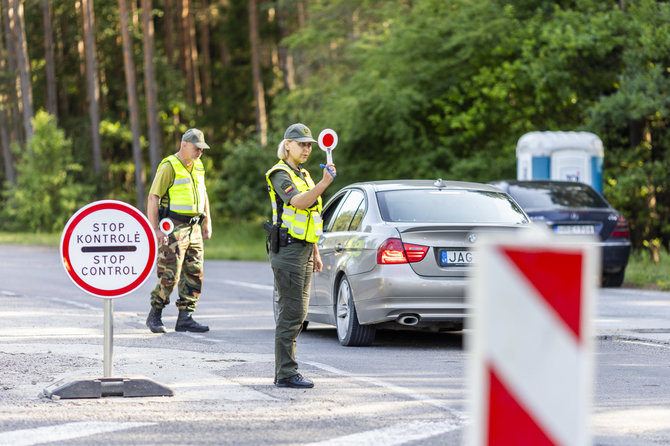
left=150, top=223, right=204, bottom=312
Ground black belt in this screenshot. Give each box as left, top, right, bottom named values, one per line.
left=287, top=235, right=311, bottom=245
left=168, top=210, right=204, bottom=226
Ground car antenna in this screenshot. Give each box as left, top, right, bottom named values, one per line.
left=434, top=178, right=447, bottom=189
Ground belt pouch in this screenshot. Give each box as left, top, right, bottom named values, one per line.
left=279, top=227, right=289, bottom=247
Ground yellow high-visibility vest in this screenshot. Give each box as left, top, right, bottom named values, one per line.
left=266, top=160, right=323, bottom=243
left=161, top=155, right=206, bottom=215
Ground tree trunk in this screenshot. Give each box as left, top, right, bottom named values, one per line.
left=643, top=123, right=661, bottom=263
left=97, top=50, right=108, bottom=112
left=164, top=0, right=175, bottom=67
left=82, top=0, right=102, bottom=173
left=130, top=0, right=138, bottom=27
left=297, top=1, right=306, bottom=29
left=220, top=37, right=229, bottom=67
left=277, top=4, right=295, bottom=91
left=0, top=14, right=15, bottom=184
left=54, top=8, right=70, bottom=117
left=11, top=0, right=33, bottom=143
left=187, top=0, right=201, bottom=106
left=1, top=0, right=21, bottom=145
left=42, top=0, right=58, bottom=118
left=0, top=107, right=13, bottom=184
left=198, top=0, right=211, bottom=107
left=119, top=0, right=146, bottom=212
left=248, top=0, right=267, bottom=146
left=177, top=0, right=193, bottom=103
left=76, top=1, right=86, bottom=116
left=141, top=0, right=161, bottom=175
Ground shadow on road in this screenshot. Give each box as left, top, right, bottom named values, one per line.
left=301, top=326, right=464, bottom=350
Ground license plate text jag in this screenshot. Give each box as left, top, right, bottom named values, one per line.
left=441, top=250, right=473, bottom=265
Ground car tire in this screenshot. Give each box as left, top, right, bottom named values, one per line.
left=603, top=269, right=625, bottom=288
left=335, top=276, right=375, bottom=346
left=273, top=285, right=309, bottom=331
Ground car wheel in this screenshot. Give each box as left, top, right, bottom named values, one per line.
left=335, top=276, right=375, bottom=346
left=603, top=269, right=625, bottom=288
left=273, top=285, right=309, bottom=330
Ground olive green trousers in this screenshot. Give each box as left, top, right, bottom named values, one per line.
left=272, top=255, right=313, bottom=380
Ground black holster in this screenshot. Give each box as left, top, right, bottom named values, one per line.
left=264, top=221, right=280, bottom=253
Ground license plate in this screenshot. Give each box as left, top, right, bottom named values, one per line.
left=441, top=250, right=474, bottom=266
left=555, top=225, right=595, bottom=235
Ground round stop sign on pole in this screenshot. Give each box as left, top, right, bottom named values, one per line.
left=318, top=128, right=338, bottom=165
left=60, top=200, right=157, bottom=298
left=318, top=128, right=338, bottom=151
left=158, top=218, right=174, bottom=235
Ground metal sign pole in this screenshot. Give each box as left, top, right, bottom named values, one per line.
left=103, top=299, right=113, bottom=378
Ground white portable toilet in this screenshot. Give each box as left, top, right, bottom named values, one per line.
left=516, top=131, right=604, bottom=193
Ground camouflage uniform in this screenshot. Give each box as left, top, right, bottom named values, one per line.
left=146, top=128, right=211, bottom=334
left=150, top=222, right=204, bottom=312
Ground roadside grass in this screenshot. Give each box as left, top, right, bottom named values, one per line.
left=2, top=227, right=667, bottom=289
left=0, top=232, right=62, bottom=246
left=623, top=249, right=670, bottom=291
left=204, top=220, right=268, bottom=261
left=0, top=220, right=269, bottom=262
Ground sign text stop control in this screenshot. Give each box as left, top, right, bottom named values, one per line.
left=60, top=200, right=157, bottom=298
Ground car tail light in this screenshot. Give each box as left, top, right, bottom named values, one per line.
left=377, top=238, right=429, bottom=264
left=611, top=215, right=629, bottom=238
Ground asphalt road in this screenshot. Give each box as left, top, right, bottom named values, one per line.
left=0, top=245, right=669, bottom=445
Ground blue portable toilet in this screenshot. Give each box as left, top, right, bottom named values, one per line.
left=516, top=131, right=604, bottom=193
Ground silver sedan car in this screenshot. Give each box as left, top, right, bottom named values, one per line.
left=303, top=179, right=530, bottom=346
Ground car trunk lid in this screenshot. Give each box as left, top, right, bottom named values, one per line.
left=527, top=209, right=619, bottom=240
left=395, top=224, right=524, bottom=277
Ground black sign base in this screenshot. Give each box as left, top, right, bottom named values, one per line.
left=43, top=376, right=174, bottom=399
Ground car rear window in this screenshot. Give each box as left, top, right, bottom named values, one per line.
left=376, top=189, right=528, bottom=224
left=508, top=183, right=609, bottom=210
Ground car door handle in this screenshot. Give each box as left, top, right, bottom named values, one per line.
left=334, top=243, right=344, bottom=252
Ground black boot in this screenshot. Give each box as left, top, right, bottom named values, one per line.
left=146, top=307, right=167, bottom=333
left=175, top=310, right=209, bottom=332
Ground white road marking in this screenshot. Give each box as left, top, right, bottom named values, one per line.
left=305, top=360, right=465, bottom=416
left=48, top=297, right=99, bottom=311
left=304, top=419, right=462, bottom=446
left=617, top=339, right=670, bottom=349
left=181, top=332, right=224, bottom=343
left=0, top=421, right=154, bottom=446
left=209, top=279, right=273, bottom=291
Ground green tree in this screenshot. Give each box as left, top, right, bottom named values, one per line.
left=1, top=110, right=93, bottom=232
left=588, top=0, right=670, bottom=255
left=212, top=135, right=277, bottom=221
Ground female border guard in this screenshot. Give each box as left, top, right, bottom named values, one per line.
left=266, top=123, right=336, bottom=388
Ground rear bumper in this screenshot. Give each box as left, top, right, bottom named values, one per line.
left=602, top=240, right=631, bottom=272
left=349, top=264, right=470, bottom=325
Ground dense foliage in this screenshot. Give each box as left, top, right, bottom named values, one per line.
left=1, top=0, right=669, bottom=257
left=1, top=111, right=93, bottom=232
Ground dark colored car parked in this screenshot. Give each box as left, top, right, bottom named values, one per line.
left=489, top=180, right=631, bottom=287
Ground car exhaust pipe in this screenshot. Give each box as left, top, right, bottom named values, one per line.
left=397, top=314, right=420, bottom=326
